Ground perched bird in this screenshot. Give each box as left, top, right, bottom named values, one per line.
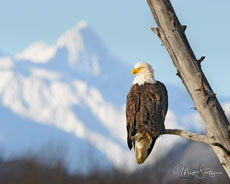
left=126, top=62, right=168, bottom=164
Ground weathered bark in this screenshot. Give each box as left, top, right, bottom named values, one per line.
left=164, top=129, right=209, bottom=144
left=147, top=0, right=230, bottom=177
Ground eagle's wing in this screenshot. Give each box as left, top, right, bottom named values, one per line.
left=144, top=82, right=168, bottom=136
left=126, top=82, right=168, bottom=152
left=126, top=84, right=139, bottom=150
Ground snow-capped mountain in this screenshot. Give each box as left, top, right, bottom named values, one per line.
left=0, top=21, right=229, bottom=172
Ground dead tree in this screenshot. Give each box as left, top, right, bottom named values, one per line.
left=147, top=0, right=230, bottom=177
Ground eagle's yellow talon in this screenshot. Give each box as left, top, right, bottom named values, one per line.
left=146, top=132, right=151, bottom=140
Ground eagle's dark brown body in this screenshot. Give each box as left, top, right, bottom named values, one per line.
left=126, top=81, right=168, bottom=164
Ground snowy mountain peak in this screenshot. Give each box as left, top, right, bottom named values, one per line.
left=57, top=21, right=87, bottom=64
left=77, top=20, right=88, bottom=29
left=15, top=20, right=89, bottom=65
left=13, top=21, right=108, bottom=77
left=15, top=42, right=57, bottom=63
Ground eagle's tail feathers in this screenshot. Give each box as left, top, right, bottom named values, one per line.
left=134, top=136, right=157, bottom=164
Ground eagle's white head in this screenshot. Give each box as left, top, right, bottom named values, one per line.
left=132, top=62, right=156, bottom=85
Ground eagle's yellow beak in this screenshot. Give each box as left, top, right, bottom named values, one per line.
left=131, top=68, right=141, bottom=75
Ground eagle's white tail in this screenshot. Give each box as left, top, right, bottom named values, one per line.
left=134, top=136, right=156, bottom=164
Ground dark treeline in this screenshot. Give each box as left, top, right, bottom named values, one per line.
left=0, top=156, right=152, bottom=184
left=0, top=141, right=229, bottom=184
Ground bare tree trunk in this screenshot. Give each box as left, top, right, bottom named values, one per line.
left=147, top=0, right=230, bottom=177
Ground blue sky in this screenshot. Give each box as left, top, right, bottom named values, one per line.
left=0, top=0, right=230, bottom=97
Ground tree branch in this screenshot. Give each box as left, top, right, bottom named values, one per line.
left=212, top=143, right=230, bottom=157
left=163, top=129, right=230, bottom=157
left=163, top=129, right=209, bottom=144
left=147, top=0, right=230, bottom=177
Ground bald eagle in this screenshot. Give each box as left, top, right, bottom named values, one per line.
left=126, top=62, right=168, bottom=164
